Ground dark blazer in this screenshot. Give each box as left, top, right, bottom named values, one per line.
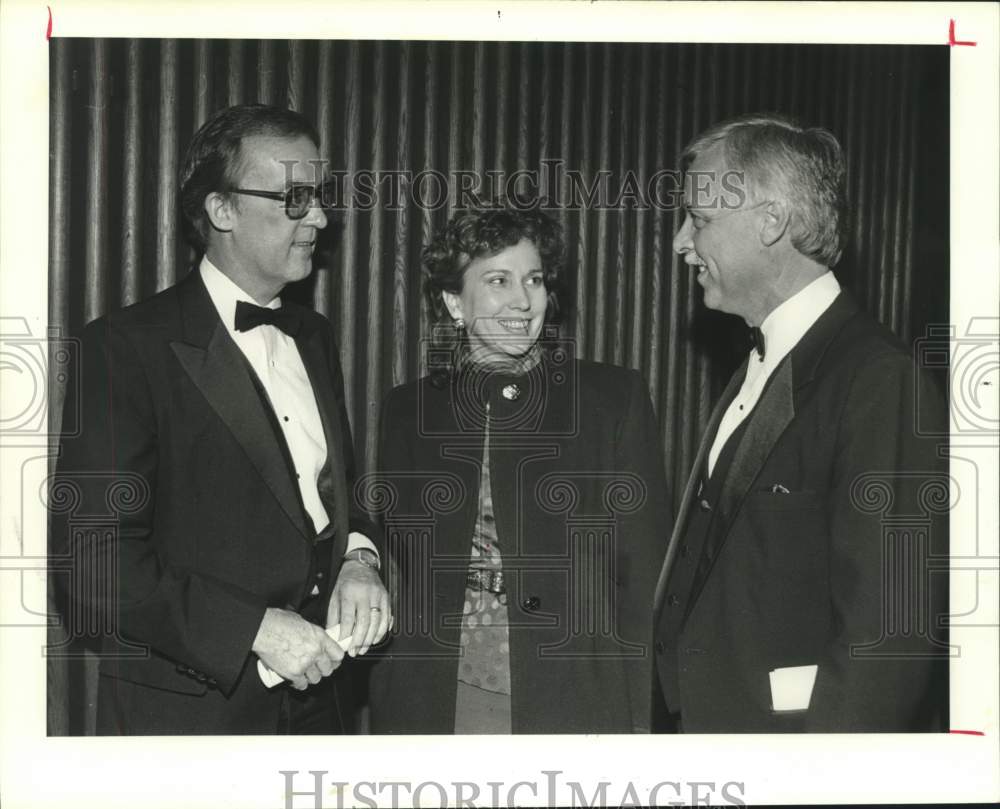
left=51, top=269, right=376, bottom=734
left=653, top=292, right=949, bottom=732
left=367, top=353, right=671, bottom=733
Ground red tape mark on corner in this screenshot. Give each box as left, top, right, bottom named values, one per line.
left=950, top=730, right=985, bottom=736
left=949, top=19, right=976, bottom=47
left=46, top=6, right=52, bottom=40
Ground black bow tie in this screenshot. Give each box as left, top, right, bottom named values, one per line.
left=749, top=326, right=765, bottom=360
left=234, top=300, right=301, bottom=337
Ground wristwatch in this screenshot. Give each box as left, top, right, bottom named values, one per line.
left=343, top=547, right=381, bottom=572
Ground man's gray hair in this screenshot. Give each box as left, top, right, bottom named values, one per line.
left=682, top=113, right=847, bottom=267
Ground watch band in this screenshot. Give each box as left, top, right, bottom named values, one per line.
left=343, top=547, right=381, bottom=572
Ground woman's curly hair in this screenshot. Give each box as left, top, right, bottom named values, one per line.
left=424, top=200, right=565, bottom=318
left=421, top=199, right=566, bottom=381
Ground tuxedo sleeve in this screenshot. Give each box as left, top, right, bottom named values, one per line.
left=614, top=370, right=673, bottom=733
left=325, top=326, right=382, bottom=553
left=807, top=347, right=949, bottom=731
left=372, top=385, right=412, bottom=611
left=52, top=319, right=266, bottom=694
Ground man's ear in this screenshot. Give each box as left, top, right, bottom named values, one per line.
left=204, top=191, right=236, bottom=234
left=759, top=199, right=790, bottom=247
left=442, top=290, right=464, bottom=322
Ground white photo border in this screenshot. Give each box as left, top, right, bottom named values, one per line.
left=1, top=1, right=997, bottom=807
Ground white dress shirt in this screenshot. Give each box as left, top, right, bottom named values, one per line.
left=200, top=257, right=374, bottom=555
left=707, top=272, right=841, bottom=477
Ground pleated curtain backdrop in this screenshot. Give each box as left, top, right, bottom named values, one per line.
left=47, top=39, right=949, bottom=734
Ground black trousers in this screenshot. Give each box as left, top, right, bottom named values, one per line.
left=282, top=536, right=355, bottom=735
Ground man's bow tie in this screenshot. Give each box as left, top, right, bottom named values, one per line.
left=749, top=326, right=765, bottom=361
left=234, top=300, right=302, bottom=337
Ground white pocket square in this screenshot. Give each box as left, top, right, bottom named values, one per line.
left=769, top=664, right=818, bottom=712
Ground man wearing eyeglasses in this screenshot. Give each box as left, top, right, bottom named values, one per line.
left=651, top=114, right=949, bottom=733
left=54, top=104, right=389, bottom=734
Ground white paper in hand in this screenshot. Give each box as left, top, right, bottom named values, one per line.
left=257, top=624, right=352, bottom=688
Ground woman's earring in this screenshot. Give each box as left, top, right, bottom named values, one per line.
left=454, top=317, right=466, bottom=330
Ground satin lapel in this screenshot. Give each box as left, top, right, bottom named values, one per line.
left=169, top=272, right=311, bottom=541
left=709, top=291, right=857, bottom=534
left=714, top=358, right=796, bottom=530
left=296, top=324, right=349, bottom=554
left=682, top=359, right=796, bottom=616
left=653, top=361, right=746, bottom=611
left=683, top=292, right=856, bottom=616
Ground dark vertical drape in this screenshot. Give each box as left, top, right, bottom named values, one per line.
left=47, top=39, right=950, bottom=734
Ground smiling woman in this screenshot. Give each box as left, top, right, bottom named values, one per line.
left=421, top=201, right=567, bottom=379
left=367, top=200, right=672, bottom=734
left=441, top=238, right=548, bottom=363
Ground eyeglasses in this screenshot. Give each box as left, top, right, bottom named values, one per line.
left=229, top=182, right=329, bottom=220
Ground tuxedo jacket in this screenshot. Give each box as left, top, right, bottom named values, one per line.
left=52, top=269, right=377, bottom=734
left=368, top=356, right=671, bottom=733
left=653, top=293, right=949, bottom=732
